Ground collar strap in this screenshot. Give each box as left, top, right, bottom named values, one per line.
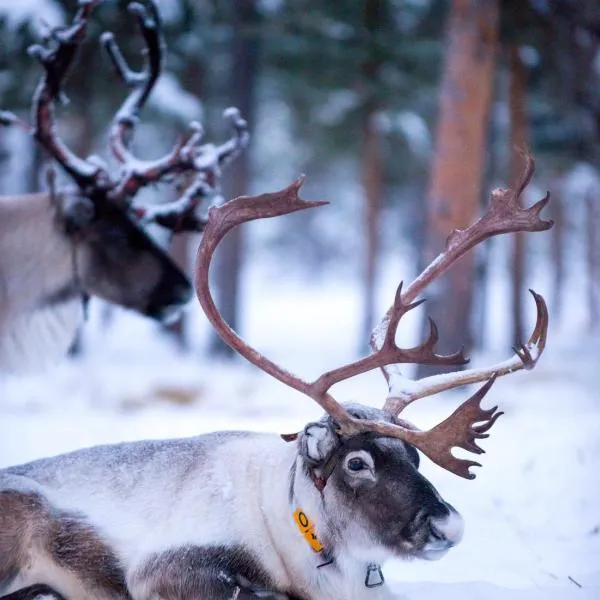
left=308, top=434, right=360, bottom=492
left=292, top=509, right=384, bottom=584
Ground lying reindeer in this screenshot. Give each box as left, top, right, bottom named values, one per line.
left=0, top=151, right=551, bottom=599
left=0, top=0, right=247, bottom=371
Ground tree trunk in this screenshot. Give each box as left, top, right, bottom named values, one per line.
left=549, top=175, right=565, bottom=325
left=474, top=74, right=502, bottom=349
left=359, top=0, right=384, bottom=350
left=26, top=142, right=44, bottom=194
left=208, top=0, right=259, bottom=357
left=508, top=44, right=528, bottom=344
left=586, top=186, right=600, bottom=330
left=360, top=111, right=382, bottom=348
left=417, top=0, right=499, bottom=377
left=164, top=58, right=205, bottom=350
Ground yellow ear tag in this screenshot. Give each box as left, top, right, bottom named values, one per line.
left=293, top=509, right=325, bottom=553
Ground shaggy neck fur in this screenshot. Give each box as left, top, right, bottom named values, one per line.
left=0, top=193, right=83, bottom=372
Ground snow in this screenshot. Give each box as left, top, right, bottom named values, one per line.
left=395, top=111, right=431, bottom=157
left=149, top=72, right=203, bottom=123
left=0, top=259, right=598, bottom=599
left=0, top=0, right=64, bottom=33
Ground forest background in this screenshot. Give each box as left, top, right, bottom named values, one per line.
left=0, top=1, right=599, bottom=598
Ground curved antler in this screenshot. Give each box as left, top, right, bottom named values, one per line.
left=101, top=3, right=249, bottom=214
left=102, top=0, right=165, bottom=168
left=27, top=0, right=107, bottom=190
left=0, top=0, right=249, bottom=235
left=372, top=153, right=552, bottom=399
left=193, top=179, right=518, bottom=479
left=194, top=158, right=552, bottom=480
left=194, top=179, right=459, bottom=422
left=383, top=290, right=549, bottom=414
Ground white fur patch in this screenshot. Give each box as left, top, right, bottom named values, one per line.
left=0, top=299, right=82, bottom=373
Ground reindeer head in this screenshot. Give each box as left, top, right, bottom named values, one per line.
left=56, top=193, right=190, bottom=322
left=297, top=404, right=464, bottom=561
left=1, top=0, right=248, bottom=322
left=192, top=161, right=551, bottom=561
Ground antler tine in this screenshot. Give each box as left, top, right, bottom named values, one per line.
left=325, top=376, right=503, bottom=479
left=405, top=376, right=503, bottom=479
left=383, top=289, right=549, bottom=415
left=215, top=107, right=250, bottom=168
left=27, top=0, right=105, bottom=189
left=311, top=283, right=468, bottom=400
left=411, top=317, right=468, bottom=364
left=103, top=0, right=164, bottom=166
left=127, top=108, right=250, bottom=232
left=527, top=288, right=548, bottom=350
left=407, top=151, right=552, bottom=305
left=383, top=281, right=425, bottom=344
left=102, top=4, right=249, bottom=217
left=373, top=151, right=551, bottom=401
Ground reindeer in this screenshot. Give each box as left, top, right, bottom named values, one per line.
left=0, top=0, right=248, bottom=371
left=0, top=145, right=552, bottom=599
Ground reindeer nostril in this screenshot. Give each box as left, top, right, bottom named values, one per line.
left=428, top=521, right=447, bottom=542
left=427, top=509, right=465, bottom=548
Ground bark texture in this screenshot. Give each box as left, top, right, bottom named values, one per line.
left=209, top=0, right=260, bottom=357
left=418, top=0, right=499, bottom=377
left=360, top=0, right=384, bottom=349
left=586, top=186, right=600, bottom=330
left=508, top=45, right=528, bottom=344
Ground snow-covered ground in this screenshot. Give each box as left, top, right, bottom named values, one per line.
left=0, top=265, right=599, bottom=600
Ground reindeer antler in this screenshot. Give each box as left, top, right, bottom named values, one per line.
left=101, top=2, right=248, bottom=210
left=0, top=0, right=248, bottom=233
left=371, top=153, right=551, bottom=392
left=194, top=154, right=552, bottom=480
left=28, top=0, right=107, bottom=191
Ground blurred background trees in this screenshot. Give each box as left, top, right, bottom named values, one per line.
left=1, top=0, right=599, bottom=370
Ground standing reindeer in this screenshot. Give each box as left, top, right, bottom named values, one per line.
left=0, top=150, right=551, bottom=599
left=0, top=0, right=248, bottom=371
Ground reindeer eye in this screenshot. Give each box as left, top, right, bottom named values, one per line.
left=347, top=457, right=366, bottom=471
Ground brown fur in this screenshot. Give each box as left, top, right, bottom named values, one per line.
left=0, top=491, right=129, bottom=599
left=131, top=545, right=302, bottom=600
left=0, top=491, right=42, bottom=588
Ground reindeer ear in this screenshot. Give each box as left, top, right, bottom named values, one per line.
left=55, top=191, right=96, bottom=235
left=299, top=422, right=339, bottom=466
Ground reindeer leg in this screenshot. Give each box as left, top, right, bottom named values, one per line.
left=129, top=545, right=293, bottom=600
left=0, top=584, right=66, bottom=600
